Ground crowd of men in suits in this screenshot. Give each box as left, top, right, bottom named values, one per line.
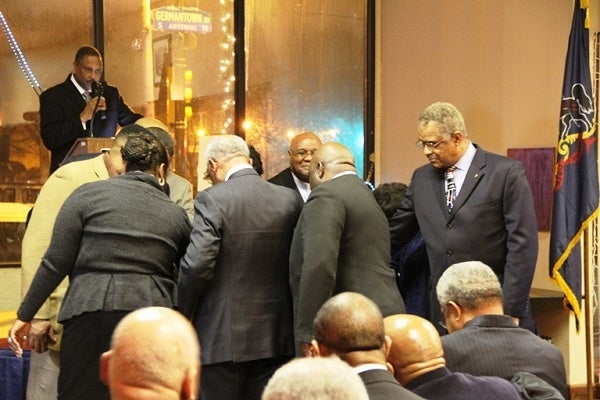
left=12, top=96, right=570, bottom=400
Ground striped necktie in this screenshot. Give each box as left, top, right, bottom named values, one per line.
left=82, top=91, right=91, bottom=102
left=445, top=166, right=456, bottom=212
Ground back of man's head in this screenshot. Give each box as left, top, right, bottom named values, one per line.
left=436, top=261, right=504, bottom=332
left=100, top=307, right=200, bottom=400
left=309, top=142, right=356, bottom=189
left=383, top=314, right=445, bottom=385
left=205, top=134, right=250, bottom=162
left=261, top=357, right=369, bottom=400
left=312, top=292, right=386, bottom=365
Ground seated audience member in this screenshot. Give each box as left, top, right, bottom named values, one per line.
left=311, top=292, right=424, bottom=400
left=383, top=314, right=523, bottom=399
left=100, top=307, right=200, bottom=400
left=373, top=182, right=429, bottom=318
left=136, top=118, right=195, bottom=220
left=437, top=261, right=569, bottom=399
left=261, top=357, right=368, bottom=400
left=268, top=131, right=322, bottom=201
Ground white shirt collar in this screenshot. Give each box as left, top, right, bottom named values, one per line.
left=354, top=363, right=388, bottom=374
left=70, top=73, right=87, bottom=95
left=332, top=171, right=357, bottom=179
left=291, top=172, right=311, bottom=202
left=225, top=163, right=253, bottom=181
left=454, top=141, right=476, bottom=172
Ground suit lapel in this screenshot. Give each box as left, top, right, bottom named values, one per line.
left=427, top=168, right=448, bottom=216
left=449, top=147, right=486, bottom=219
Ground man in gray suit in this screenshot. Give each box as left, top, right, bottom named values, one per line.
left=389, top=101, right=538, bottom=333
left=437, top=261, right=568, bottom=399
left=289, top=142, right=405, bottom=357
left=178, top=135, right=303, bottom=400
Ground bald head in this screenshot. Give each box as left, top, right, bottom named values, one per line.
left=312, top=292, right=385, bottom=360
left=100, top=307, right=200, bottom=400
left=383, top=314, right=445, bottom=386
left=288, top=131, right=322, bottom=183
left=308, top=142, right=356, bottom=189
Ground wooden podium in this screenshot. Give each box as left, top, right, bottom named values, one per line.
left=64, top=137, right=113, bottom=160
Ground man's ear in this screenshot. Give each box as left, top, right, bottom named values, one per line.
left=99, top=351, right=112, bottom=385
left=447, top=301, right=462, bottom=321
left=383, top=335, right=392, bottom=358
left=182, top=365, right=200, bottom=400
left=316, top=161, right=326, bottom=179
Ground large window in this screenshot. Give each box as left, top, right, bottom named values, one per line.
left=0, top=0, right=371, bottom=191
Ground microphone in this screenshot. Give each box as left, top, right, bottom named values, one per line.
left=91, top=81, right=107, bottom=120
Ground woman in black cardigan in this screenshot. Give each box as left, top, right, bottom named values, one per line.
left=8, top=129, right=192, bottom=400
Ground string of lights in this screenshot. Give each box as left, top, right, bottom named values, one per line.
left=0, top=11, right=43, bottom=96
left=218, top=0, right=235, bottom=134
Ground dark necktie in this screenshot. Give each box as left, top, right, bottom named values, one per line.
left=445, top=166, right=456, bottom=212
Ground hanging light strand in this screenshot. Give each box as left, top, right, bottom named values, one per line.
left=218, top=0, right=235, bottom=133
left=0, top=12, right=43, bottom=95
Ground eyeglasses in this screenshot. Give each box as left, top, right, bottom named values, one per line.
left=415, top=137, right=449, bottom=150
left=292, top=149, right=317, bottom=158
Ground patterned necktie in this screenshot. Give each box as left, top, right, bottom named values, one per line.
left=445, top=166, right=456, bottom=212
left=82, top=91, right=91, bottom=102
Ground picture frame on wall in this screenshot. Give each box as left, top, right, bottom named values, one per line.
left=152, top=35, right=170, bottom=87
left=507, top=147, right=555, bottom=232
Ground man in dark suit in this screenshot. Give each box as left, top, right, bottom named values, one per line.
left=178, top=135, right=303, bottom=400
left=389, top=101, right=538, bottom=333
left=268, top=131, right=321, bottom=201
left=39, top=45, right=142, bottom=173
left=289, top=142, right=405, bottom=357
left=437, top=261, right=569, bottom=399
left=384, top=314, right=524, bottom=400
left=311, top=292, right=424, bottom=400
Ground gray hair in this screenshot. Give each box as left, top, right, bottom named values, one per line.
left=205, top=134, right=250, bottom=162
left=417, top=102, right=468, bottom=137
left=436, top=261, right=503, bottom=312
left=262, top=357, right=369, bottom=400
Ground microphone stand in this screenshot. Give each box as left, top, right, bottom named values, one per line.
left=88, top=83, right=104, bottom=137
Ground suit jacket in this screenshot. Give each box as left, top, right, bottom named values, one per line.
left=20, top=154, right=109, bottom=350
left=178, top=167, right=303, bottom=365
left=359, top=368, right=425, bottom=400
left=268, top=167, right=300, bottom=193
left=39, top=75, right=142, bottom=173
left=441, top=314, right=569, bottom=399
left=18, top=172, right=192, bottom=323
left=389, top=145, right=538, bottom=326
left=290, top=174, right=405, bottom=348
left=406, top=367, right=522, bottom=400
left=166, top=171, right=195, bottom=221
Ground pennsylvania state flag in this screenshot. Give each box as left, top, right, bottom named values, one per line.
left=550, top=0, right=599, bottom=331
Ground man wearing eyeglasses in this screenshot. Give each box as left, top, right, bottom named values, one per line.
left=268, top=131, right=322, bottom=202
left=389, top=101, right=538, bottom=335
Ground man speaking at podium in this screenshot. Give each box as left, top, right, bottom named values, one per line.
left=39, top=46, right=142, bottom=174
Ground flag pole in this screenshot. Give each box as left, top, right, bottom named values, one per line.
left=583, top=230, right=593, bottom=399
left=589, top=29, right=600, bottom=400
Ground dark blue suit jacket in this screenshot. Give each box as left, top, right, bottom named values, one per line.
left=406, top=367, right=523, bottom=400
left=39, top=75, right=142, bottom=173
left=389, top=145, right=538, bottom=329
